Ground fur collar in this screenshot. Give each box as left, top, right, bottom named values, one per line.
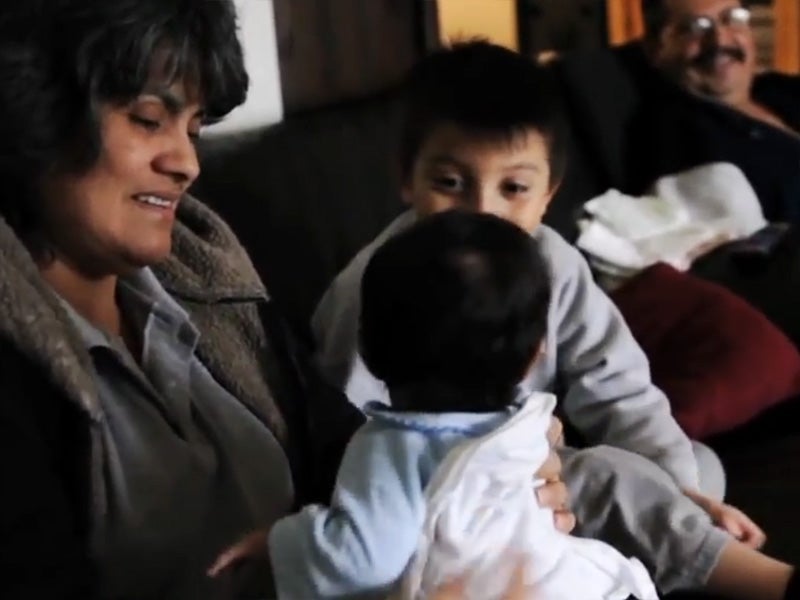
left=0, top=195, right=274, bottom=424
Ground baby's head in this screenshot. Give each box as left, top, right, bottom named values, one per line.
left=359, top=210, right=551, bottom=413
left=399, top=40, right=567, bottom=233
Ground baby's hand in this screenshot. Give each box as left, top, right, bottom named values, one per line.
left=207, top=529, right=269, bottom=577
left=683, top=489, right=766, bottom=549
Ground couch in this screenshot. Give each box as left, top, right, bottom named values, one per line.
left=193, top=43, right=800, bottom=598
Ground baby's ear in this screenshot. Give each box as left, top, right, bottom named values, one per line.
left=401, top=185, right=413, bottom=205
left=525, top=341, right=546, bottom=376
left=545, top=179, right=562, bottom=206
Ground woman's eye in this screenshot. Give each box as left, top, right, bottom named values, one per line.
left=129, top=114, right=161, bottom=131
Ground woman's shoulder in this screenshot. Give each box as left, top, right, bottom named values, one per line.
left=156, top=195, right=267, bottom=302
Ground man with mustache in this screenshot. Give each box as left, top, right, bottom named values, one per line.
left=630, top=0, right=800, bottom=221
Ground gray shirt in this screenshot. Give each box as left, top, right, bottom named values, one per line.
left=61, top=268, right=293, bottom=600
left=311, top=211, right=700, bottom=491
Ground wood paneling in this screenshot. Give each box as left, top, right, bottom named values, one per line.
left=273, top=0, right=434, bottom=114
left=606, top=0, right=644, bottom=45
left=517, top=0, right=608, bottom=55
left=438, top=0, right=519, bottom=49
left=774, top=0, right=800, bottom=73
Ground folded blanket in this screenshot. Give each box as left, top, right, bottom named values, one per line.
left=577, top=163, right=766, bottom=276
left=400, top=393, right=658, bottom=600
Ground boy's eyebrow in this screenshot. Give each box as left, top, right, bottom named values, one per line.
left=506, top=162, right=541, bottom=172
left=426, top=156, right=542, bottom=172
left=427, top=155, right=461, bottom=166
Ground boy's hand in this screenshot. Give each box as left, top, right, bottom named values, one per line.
left=682, top=489, right=766, bottom=549
left=207, top=529, right=269, bottom=577
left=535, top=417, right=575, bottom=534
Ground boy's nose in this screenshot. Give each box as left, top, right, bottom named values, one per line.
left=471, top=188, right=497, bottom=214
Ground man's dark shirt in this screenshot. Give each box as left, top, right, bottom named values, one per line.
left=627, top=71, right=800, bottom=222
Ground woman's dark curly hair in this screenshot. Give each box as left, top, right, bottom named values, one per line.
left=0, top=0, right=248, bottom=254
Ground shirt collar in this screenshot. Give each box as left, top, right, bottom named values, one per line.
left=58, top=267, right=199, bottom=352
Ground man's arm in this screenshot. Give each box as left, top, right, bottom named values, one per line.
left=541, top=227, right=699, bottom=490
left=268, top=424, right=427, bottom=598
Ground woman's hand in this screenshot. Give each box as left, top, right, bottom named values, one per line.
left=207, top=529, right=269, bottom=577
left=535, top=417, right=575, bottom=534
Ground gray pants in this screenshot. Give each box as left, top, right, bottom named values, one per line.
left=562, top=442, right=732, bottom=594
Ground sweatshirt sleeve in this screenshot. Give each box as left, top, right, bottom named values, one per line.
left=540, top=227, right=700, bottom=490
left=310, top=213, right=416, bottom=409
left=268, top=424, right=426, bottom=598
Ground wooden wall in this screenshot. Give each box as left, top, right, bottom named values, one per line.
left=273, top=0, right=437, bottom=114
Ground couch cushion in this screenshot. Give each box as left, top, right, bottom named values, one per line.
left=691, top=226, right=800, bottom=350
left=611, top=262, right=800, bottom=439
left=556, top=42, right=649, bottom=191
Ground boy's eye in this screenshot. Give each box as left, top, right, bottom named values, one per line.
left=503, top=181, right=530, bottom=195
left=431, top=174, right=464, bottom=192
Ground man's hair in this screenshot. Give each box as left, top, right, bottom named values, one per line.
left=399, top=40, right=567, bottom=189
left=642, top=0, right=751, bottom=40
left=360, top=210, right=551, bottom=413
left=0, top=0, right=248, bottom=252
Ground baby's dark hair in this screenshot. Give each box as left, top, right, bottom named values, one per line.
left=399, top=40, right=567, bottom=189
left=360, top=210, right=551, bottom=413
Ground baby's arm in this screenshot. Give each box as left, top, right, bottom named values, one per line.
left=269, top=422, right=427, bottom=598
left=543, top=229, right=699, bottom=490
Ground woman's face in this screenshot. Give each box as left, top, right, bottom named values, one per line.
left=40, top=81, right=203, bottom=276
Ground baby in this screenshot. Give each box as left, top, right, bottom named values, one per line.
left=210, top=210, right=656, bottom=600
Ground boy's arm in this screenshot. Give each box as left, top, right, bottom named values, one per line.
left=310, top=212, right=416, bottom=408
left=268, top=424, right=427, bottom=598
left=545, top=229, right=700, bottom=490
left=310, top=261, right=388, bottom=409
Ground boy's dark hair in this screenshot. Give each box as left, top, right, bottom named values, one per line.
left=399, top=40, right=567, bottom=189
left=0, top=0, right=247, bottom=254
left=641, top=0, right=751, bottom=41
left=360, top=210, right=551, bottom=413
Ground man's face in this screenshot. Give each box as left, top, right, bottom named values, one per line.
left=649, top=0, right=756, bottom=104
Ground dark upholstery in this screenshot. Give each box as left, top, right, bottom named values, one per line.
left=194, top=93, right=408, bottom=338
left=192, top=46, right=800, bottom=596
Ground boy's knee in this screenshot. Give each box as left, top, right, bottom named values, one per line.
left=563, top=445, right=676, bottom=491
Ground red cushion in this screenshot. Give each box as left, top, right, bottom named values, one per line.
left=611, top=263, right=800, bottom=439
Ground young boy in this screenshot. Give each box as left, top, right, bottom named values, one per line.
left=310, top=41, right=798, bottom=599
left=210, top=210, right=657, bottom=599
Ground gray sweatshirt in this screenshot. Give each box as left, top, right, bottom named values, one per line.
left=311, top=211, right=699, bottom=490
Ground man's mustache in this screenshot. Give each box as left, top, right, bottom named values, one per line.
left=693, top=46, right=746, bottom=69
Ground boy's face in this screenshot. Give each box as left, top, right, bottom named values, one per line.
left=403, top=123, right=556, bottom=232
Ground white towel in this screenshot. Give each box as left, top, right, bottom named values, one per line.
left=577, top=163, right=766, bottom=276
left=399, top=393, right=659, bottom=600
